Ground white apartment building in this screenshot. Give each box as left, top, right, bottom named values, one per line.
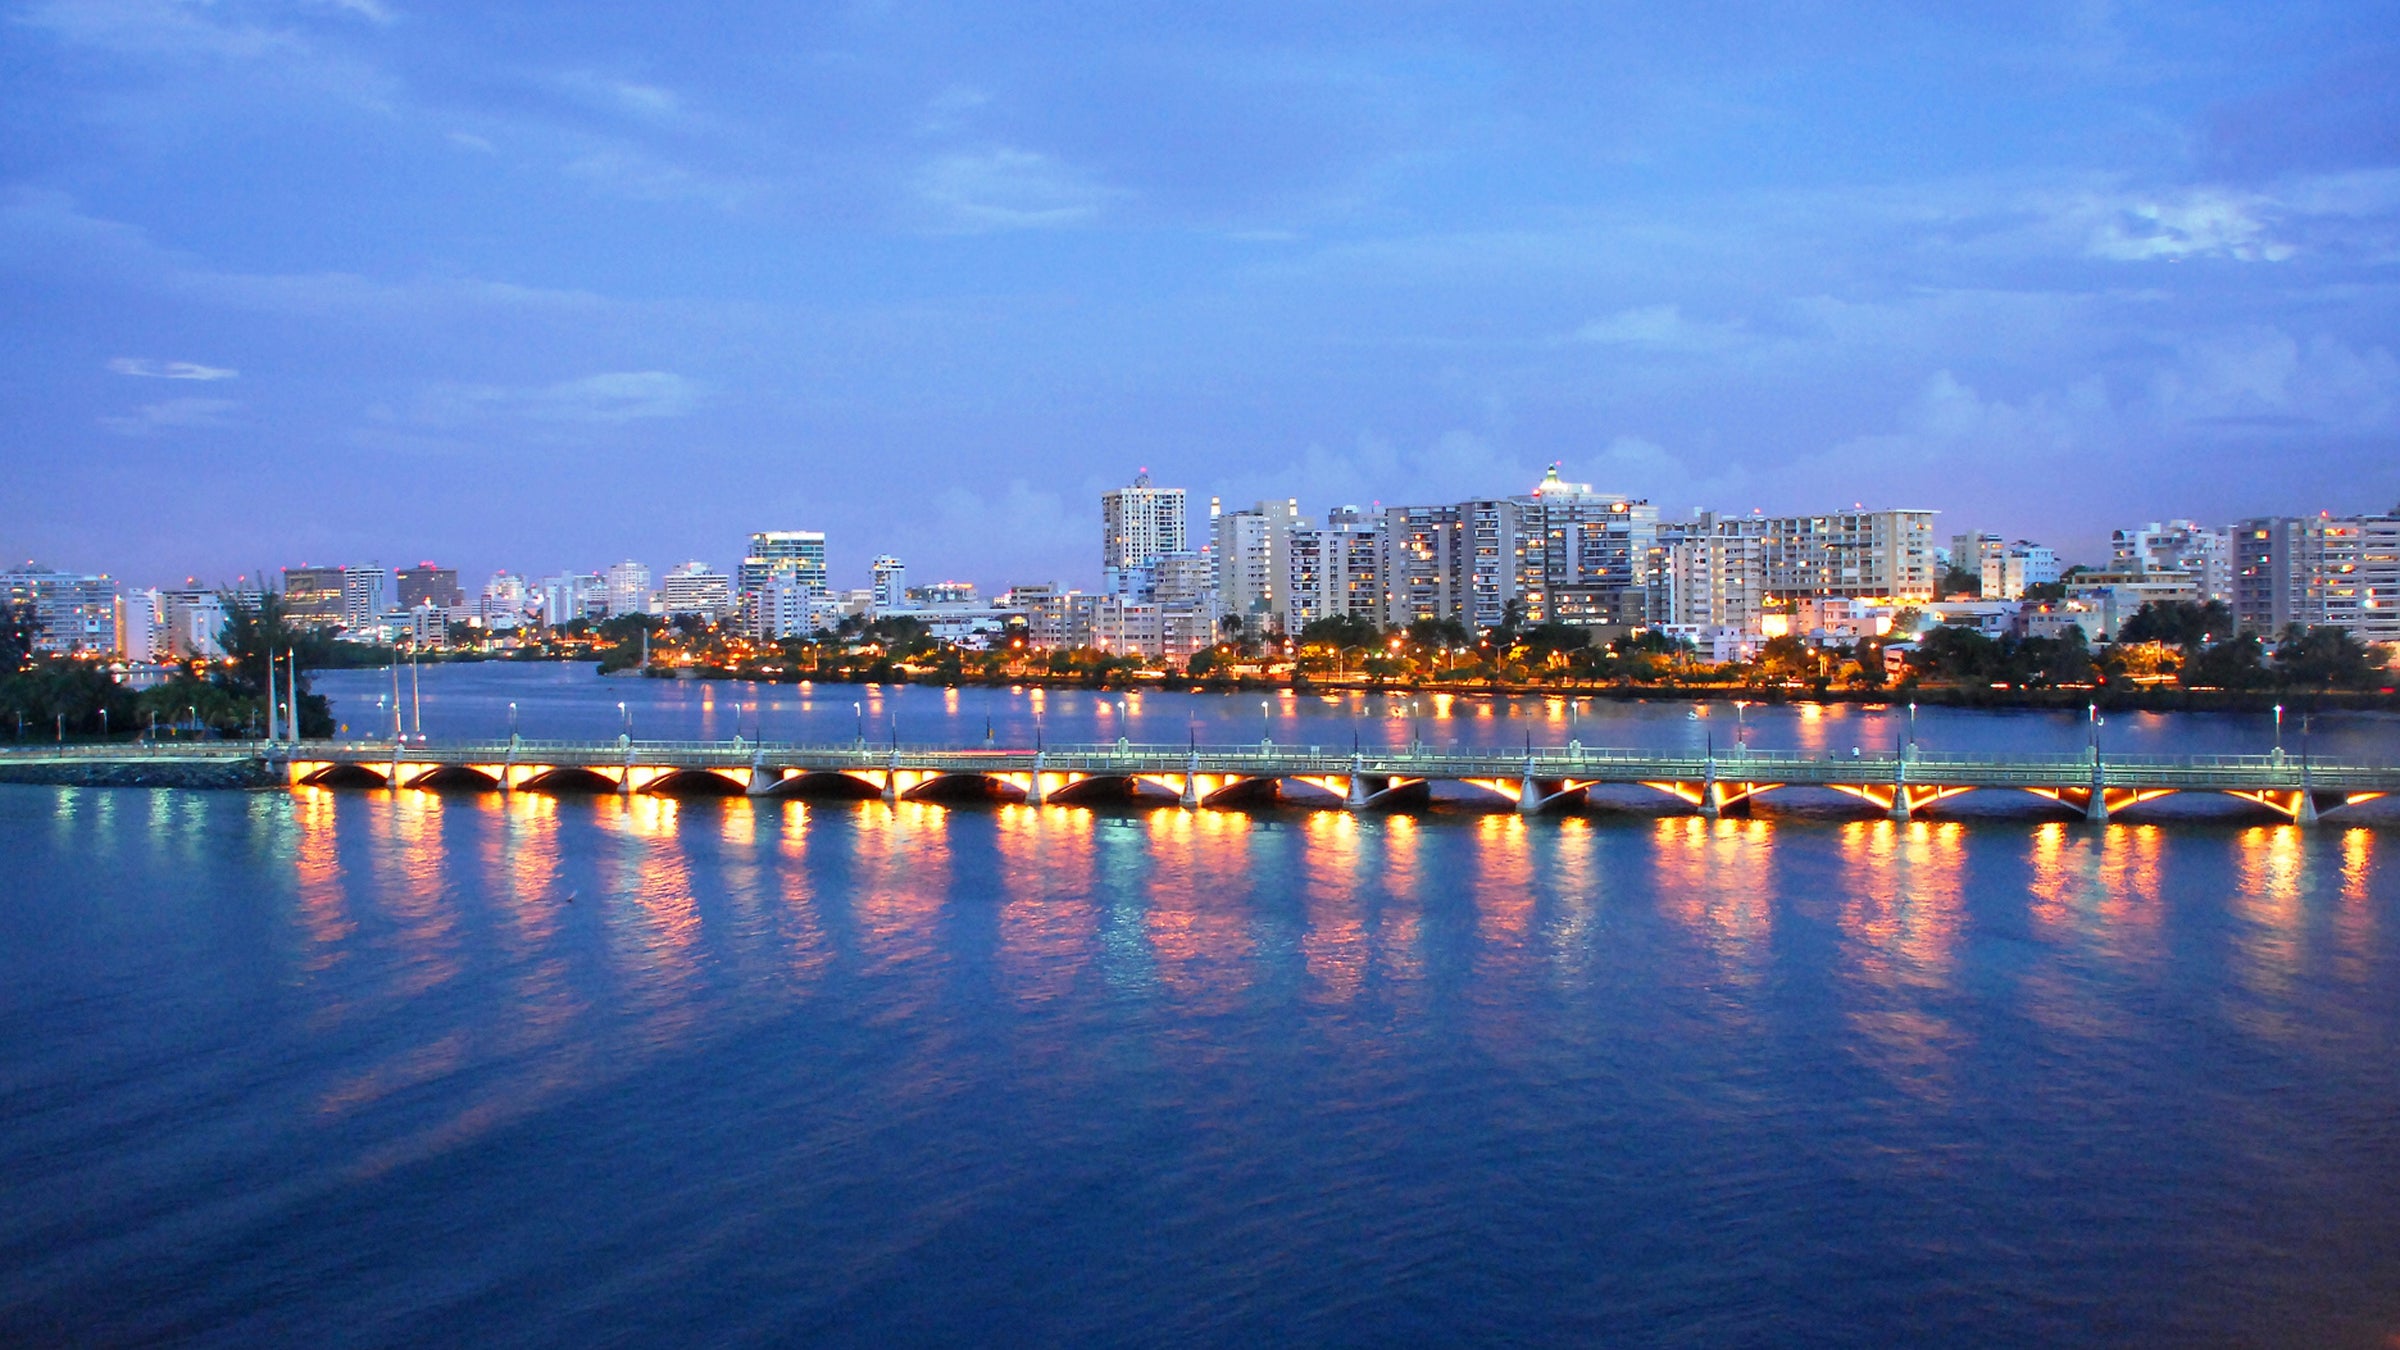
left=870, top=555, right=908, bottom=612
left=659, top=563, right=731, bottom=621
left=2111, top=520, right=2231, bottom=602
left=1982, top=542, right=2060, bottom=601
left=603, top=560, right=653, bottom=617
left=1211, top=498, right=1302, bottom=629
left=1102, top=472, right=1187, bottom=576
left=340, top=565, right=394, bottom=629
left=480, top=572, right=529, bottom=630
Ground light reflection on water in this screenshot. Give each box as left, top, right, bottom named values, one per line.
left=4, top=784, right=2400, bottom=1345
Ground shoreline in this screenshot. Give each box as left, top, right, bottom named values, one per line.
left=624, top=664, right=2399, bottom=716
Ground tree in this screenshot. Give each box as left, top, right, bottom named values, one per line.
left=2116, top=600, right=2234, bottom=649
left=1520, top=622, right=1591, bottom=657
left=1937, top=565, right=1980, bottom=599
left=1298, top=614, right=1383, bottom=651
left=2181, top=632, right=2270, bottom=690
left=216, top=592, right=335, bottom=735
left=2273, top=624, right=2386, bottom=690
left=0, top=602, right=33, bottom=674
left=1405, top=616, right=1470, bottom=650
left=1490, top=598, right=1526, bottom=649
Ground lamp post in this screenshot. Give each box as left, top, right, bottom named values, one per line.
left=508, top=701, right=518, bottom=738
left=1261, top=698, right=1272, bottom=745
left=2087, top=702, right=2101, bottom=756
left=617, top=700, right=629, bottom=739
left=2273, top=703, right=2284, bottom=762
left=854, top=701, right=864, bottom=747
left=1907, top=701, right=1917, bottom=758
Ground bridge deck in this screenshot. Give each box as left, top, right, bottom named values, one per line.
left=7, top=739, right=2395, bottom=820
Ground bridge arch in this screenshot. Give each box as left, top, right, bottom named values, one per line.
left=408, top=765, right=500, bottom=792
left=516, top=766, right=621, bottom=794
left=301, top=763, right=389, bottom=789
left=764, top=770, right=884, bottom=801
left=641, top=768, right=747, bottom=797
left=903, top=772, right=1024, bottom=804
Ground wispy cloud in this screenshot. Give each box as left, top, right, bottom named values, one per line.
left=412, top=371, right=703, bottom=427
left=99, top=396, right=239, bottom=435
left=1571, top=304, right=1748, bottom=352
left=2084, top=188, right=2293, bottom=262
left=913, top=147, right=1123, bottom=231
left=108, top=356, right=237, bottom=380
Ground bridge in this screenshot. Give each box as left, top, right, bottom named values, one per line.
left=6, top=738, right=2392, bottom=825
left=253, top=736, right=2397, bottom=825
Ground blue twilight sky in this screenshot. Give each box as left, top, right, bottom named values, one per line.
left=3, top=1, right=2397, bottom=592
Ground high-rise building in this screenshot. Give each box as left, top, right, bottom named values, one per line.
left=479, top=572, right=528, bottom=630
left=535, top=573, right=605, bottom=629
left=1379, top=504, right=1464, bottom=628
left=2111, top=521, right=2231, bottom=602
left=1211, top=498, right=1303, bottom=629
left=1981, top=542, right=2060, bottom=600
left=341, top=564, right=394, bottom=629
left=2234, top=512, right=2400, bottom=643
left=738, top=532, right=828, bottom=597
left=1655, top=515, right=1771, bottom=631
left=159, top=588, right=230, bottom=658
left=282, top=566, right=348, bottom=628
left=1516, top=466, right=1659, bottom=628
left=659, top=563, right=732, bottom=621
left=603, top=560, right=652, bottom=617
left=870, top=556, right=908, bottom=612
left=1761, top=510, right=1939, bottom=602
left=1102, top=472, right=1187, bottom=578
left=396, top=564, right=465, bottom=611
left=118, top=589, right=163, bottom=662
left=748, top=574, right=820, bottom=640
left=0, top=567, right=121, bottom=655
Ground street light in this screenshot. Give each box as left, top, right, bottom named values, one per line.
left=854, top=701, right=864, bottom=746
left=617, top=700, right=629, bottom=739
left=1907, top=701, right=1917, bottom=757
left=2273, top=703, right=2284, bottom=761
left=508, top=701, right=518, bottom=737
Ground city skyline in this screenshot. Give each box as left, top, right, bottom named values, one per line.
left=4, top=4, right=2397, bottom=587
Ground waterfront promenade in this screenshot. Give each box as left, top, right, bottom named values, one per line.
left=7, top=737, right=2396, bottom=824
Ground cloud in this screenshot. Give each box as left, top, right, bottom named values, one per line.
left=1571, top=304, right=1747, bottom=352
left=304, top=0, right=396, bottom=23
left=553, top=71, right=685, bottom=124
left=913, top=147, right=1123, bottom=230
left=412, top=371, right=703, bottom=427
left=2084, top=188, right=2293, bottom=262
left=564, top=148, right=757, bottom=209
left=99, top=397, right=239, bottom=435
left=108, top=356, right=238, bottom=380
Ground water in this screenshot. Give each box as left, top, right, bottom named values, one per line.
left=4, top=668, right=2399, bottom=1345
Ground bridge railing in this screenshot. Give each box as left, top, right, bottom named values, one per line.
left=281, top=737, right=2400, bottom=787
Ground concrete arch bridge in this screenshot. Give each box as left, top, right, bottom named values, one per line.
left=277, top=738, right=2400, bottom=826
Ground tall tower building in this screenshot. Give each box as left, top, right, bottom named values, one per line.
left=738, top=532, right=828, bottom=597
left=870, top=555, right=908, bottom=612
left=604, top=560, right=653, bottom=617
left=1101, top=472, right=1187, bottom=577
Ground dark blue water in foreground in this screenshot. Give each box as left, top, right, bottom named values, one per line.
left=5, top=669, right=2399, bottom=1345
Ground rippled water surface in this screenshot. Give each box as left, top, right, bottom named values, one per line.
left=5, top=669, right=2400, bottom=1345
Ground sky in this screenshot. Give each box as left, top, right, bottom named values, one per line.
left=2, top=1, right=2397, bottom=592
